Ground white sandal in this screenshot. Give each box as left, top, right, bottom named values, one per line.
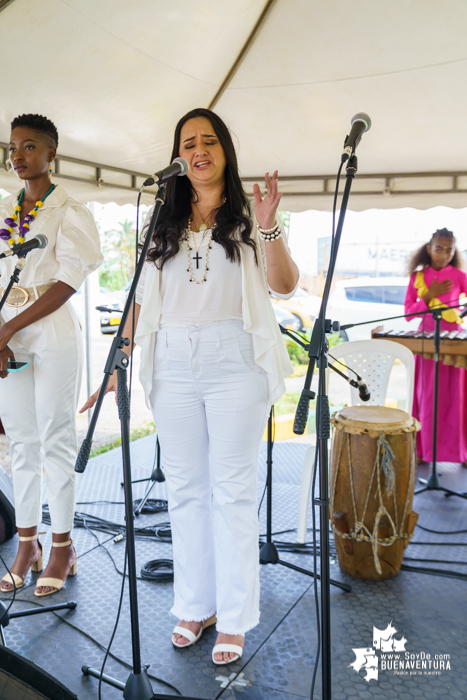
left=172, top=614, right=217, bottom=648
left=212, top=641, right=244, bottom=665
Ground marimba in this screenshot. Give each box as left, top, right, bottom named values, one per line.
left=371, top=327, right=467, bottom=368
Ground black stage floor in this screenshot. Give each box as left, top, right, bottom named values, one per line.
left=0, top=434, right=466, bottom=699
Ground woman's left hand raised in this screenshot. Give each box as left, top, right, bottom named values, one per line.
left=253, top=170, right=283, bottom=230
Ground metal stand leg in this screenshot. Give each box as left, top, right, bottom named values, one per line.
left=134, top=437, right=165, bottom=516
left=259, top=411, right=350, bottom=593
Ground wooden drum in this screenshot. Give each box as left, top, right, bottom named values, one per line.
left=330, top=405, right=421, bottom=581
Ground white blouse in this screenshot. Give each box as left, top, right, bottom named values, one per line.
left=0, top=184, right=103, bottom=294
left=142, top=228, right=243, bottom=327
left=135, top=214, right=296, bottom=405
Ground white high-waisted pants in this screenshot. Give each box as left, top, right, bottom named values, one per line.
left=149, top=320, right=270, bottom=635
left=0, top=302, right=82, bottom=533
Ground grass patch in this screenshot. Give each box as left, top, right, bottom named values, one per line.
left=274, top=391, right=345, bottom=417
left=89, top=421, right=156, bottom=458
left=274, top=392, right=305, bottom=416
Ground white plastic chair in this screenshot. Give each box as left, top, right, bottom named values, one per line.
left=296, top=339, right=415, bottom=543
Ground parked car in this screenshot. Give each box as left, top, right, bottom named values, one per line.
left=272, top=287, right=322, bottom=330
left=96, top=288, right=125, bottom=334
left=99, top=285, right=301, bottom=335
left=272, top=304, right=301, bottom=331
left=327, top=277, right=420, bottom=341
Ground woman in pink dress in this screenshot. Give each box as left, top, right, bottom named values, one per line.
left=405, top=228, right=467, bottom=464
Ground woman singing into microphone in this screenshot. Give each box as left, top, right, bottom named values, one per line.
left=0, top=114, right=103, bottom=596
left=82, top=108, right=298, bottom=664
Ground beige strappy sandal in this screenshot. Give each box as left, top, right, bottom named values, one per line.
left=0, top=532, right=45, bottom=592
left=34, top=538, right=77, bottom=597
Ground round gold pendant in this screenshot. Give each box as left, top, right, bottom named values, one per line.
left=198, top=223, right=208, bottom=232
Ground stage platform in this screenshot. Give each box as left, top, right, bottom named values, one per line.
left=0, top=435, right=466, bottom=700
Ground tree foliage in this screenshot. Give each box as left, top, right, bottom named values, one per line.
left=99, top=219, right=136, bottom=291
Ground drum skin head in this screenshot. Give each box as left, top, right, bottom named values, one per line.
left=333, top=405, right=419, bottom=435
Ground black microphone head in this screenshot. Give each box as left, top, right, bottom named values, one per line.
left=34, top=234, right=48, bottom=249
left=172, top=157, right=189, bottom=176
left=351, top=112, right=371, bottom=132
left=358, top=383, right=371, bottom=402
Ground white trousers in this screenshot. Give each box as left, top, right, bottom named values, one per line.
left=149, top=320, right=270, bottom=635
left=0, top=303, right=82, bottom=532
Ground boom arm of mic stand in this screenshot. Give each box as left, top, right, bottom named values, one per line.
left=340, top=300, right=467, bottom=332
left=75, top=186, right=167, bottom=474
left=279, top=326, right=361, bottom=414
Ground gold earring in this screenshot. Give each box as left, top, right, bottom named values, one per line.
left=49, top=162, right=53, bottom=180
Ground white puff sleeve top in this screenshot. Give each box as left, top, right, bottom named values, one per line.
left=0, top=184, right=103, bottom=292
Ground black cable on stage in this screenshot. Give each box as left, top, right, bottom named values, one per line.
left=409, top=541, right=467, bottom=546
left=309, top=444, right=321, bottom=700
left=310, top=162, right=344, bottom=700
left=258, top=405, right=275, bottom=516
left=416, top=523, right=467, bottom=535
left=401, top=563, right=467, bottom=581
left=77, top=520, right=178, bottom=693
left=404, top=557, right=467, bottom=566
left=76, top=500, right=125, bottom=506
left=99, top=539, right=128, bottom=700
left=127, top=190, right=143, bottom=405
left=42, top=505, right=171, bottom=542
left=131, top=498, right=168, bottom=514
left=0, top=551, right=19, bottom=620
left=141, top=559, right=174, bottom=582
left=12, top=596, right=181, bottom=696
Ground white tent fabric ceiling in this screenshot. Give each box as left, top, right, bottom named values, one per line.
left=1, top=0, right=467, bottom=211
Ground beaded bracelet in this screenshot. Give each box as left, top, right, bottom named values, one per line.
left=257, top=220, right=282, bottom=242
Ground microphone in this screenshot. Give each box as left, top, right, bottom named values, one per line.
left=0, top=234, right=48, bottom=259
left=348, top=376, right=371, bottom=401
left=142, top=157, right=189, bottom=187
left=357, top=379, right=371, bottom=402
left=342, top=112, right=371, bottom=161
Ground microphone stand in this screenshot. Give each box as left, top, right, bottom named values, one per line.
left=131, top=436, right=166, bottom=517
left=74, top=185, right=202, bottom=700
left=0, top=257, right=27, bottom=313
left=293, top=153, right=359, bottom=700
left=341, top=302, right=467, bottom=501
left=259, top=405, right=350, bottom=593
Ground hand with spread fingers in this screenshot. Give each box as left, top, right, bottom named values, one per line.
left=253, top=170, right=283, bottom=230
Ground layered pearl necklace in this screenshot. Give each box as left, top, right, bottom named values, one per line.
left=0, top=184, right=56, bottom=247
left=186, top=198, right=226, bottom=283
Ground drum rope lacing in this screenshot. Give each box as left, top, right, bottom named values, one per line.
left=331, top=431, right=416, bottom=575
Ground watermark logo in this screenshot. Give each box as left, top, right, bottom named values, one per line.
left=349, top=622, right=451, bottom=682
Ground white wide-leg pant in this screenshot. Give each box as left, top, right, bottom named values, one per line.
left=149, top=320, right=270, bottom=635
left=0, top=303, right=82, bottom=532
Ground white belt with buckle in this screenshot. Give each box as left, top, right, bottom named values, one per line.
left=0, top=283, right=55, bottom=307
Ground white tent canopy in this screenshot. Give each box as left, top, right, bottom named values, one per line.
left=1, top=0, right=467, bottom=211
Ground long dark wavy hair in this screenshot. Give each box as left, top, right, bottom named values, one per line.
left=406, top=228, right=464, bottom=275
left=145, top=108, right=255, bottom=268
